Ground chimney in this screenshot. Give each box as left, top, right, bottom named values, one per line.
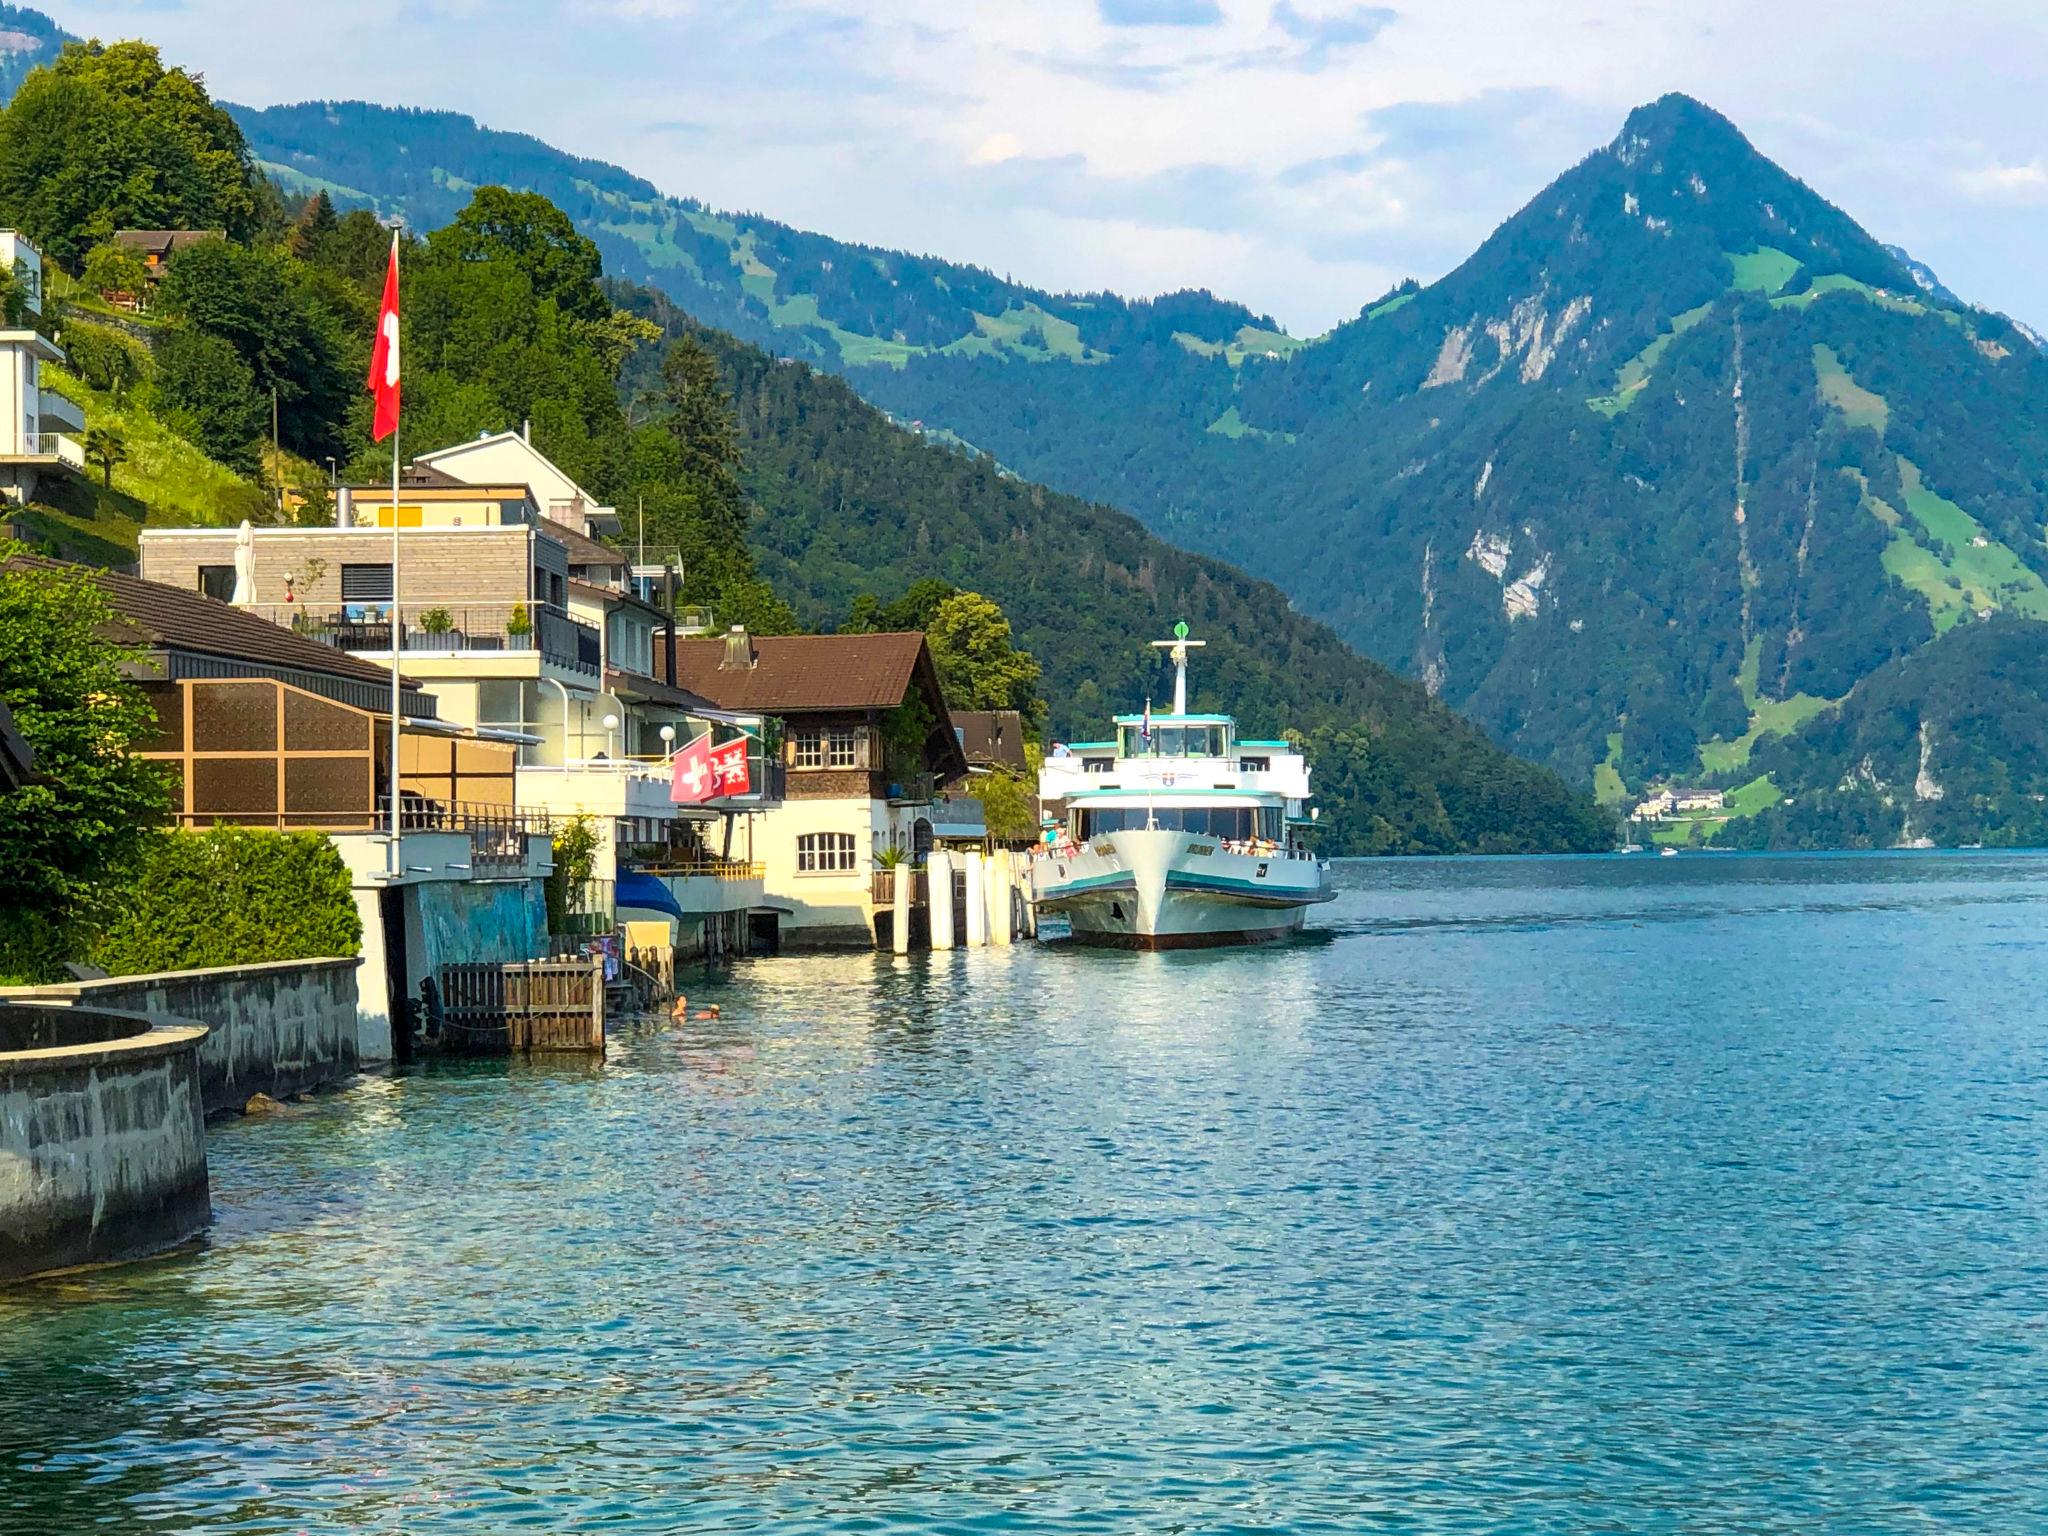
left=720, top=624, right=753, bottom=671
left=521, top=418, right=531, bottom=443
left=335, top=486, right=351, bottom=528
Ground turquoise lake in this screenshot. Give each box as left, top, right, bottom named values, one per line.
left=5, top=852, right=2047, bottom=1532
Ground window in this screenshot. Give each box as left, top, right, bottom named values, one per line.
left=340, top=563, right=393, bottom=602
left=793, top=725, right=860, bottom=771
left=1075, top=806, right=1285, bottom=841
left=796, top=832, right=858, bottom=873
left=827, top=726, right=858, bottom=769
left=197, top=565, right=236, bottom=603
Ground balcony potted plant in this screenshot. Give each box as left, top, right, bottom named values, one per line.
left=506, top=603, right=533, bottom=646
left=417, top=607, right=456, bottom=650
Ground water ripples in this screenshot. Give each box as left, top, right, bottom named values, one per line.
left=4, top=853, right=2048, bottom=1531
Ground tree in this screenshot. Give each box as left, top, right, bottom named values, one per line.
left=925, top=590, right=1044, bottom=725
left=656, top=337, right=747, bottom=541
left=429, top=186, right=609, bottom=323
left=286, top=189, right=338, bottom=262
left=80, top=240, right=149, bottom=301
left=0, top=40, right=258, bottom=269
left=82, top=425, right=127, bottom=488
left=154, top=237, right=352, bottom=456
left=152, top=326, right=266, bottom=473
left=0, top=549, right=171, bottom=979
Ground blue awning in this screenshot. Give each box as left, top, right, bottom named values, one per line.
left=616, top=870, right=686, bottom=921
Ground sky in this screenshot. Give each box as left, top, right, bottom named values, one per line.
left=49, top=0, right=2048, bottom=334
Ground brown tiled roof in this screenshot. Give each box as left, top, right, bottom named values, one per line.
left=112, top=229, right=222, bottom=257
left=3, top=556, right=427, bottom=698
left=952, top=709, right=1029, bottom=771
left=537, top=516, right=625, bottom=568
left=674, top=631, right=928, bottom=713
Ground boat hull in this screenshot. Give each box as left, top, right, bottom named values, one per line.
left=1033, top=829, right=1331, bottom=951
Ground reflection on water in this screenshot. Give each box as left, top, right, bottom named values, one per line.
left=5, top=853, right=2048, bottom=1532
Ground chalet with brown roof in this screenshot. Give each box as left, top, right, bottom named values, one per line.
left=675, top=626, right=965, bottom=944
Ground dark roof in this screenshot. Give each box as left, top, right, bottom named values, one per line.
left=4, top=556, right=431, bottom=704
left=604, top=666, right=715, bottom=712
left=0, top=699, right=33, bottom=791
left=537, top=516, right=624, bottom=569
left=675, top=631, right=928, bottom=713
left=676, top=631, right=967, bottom=781
left=112, top=229, right=222, bottom=256
left=952, top=709, right=1029, bottom=771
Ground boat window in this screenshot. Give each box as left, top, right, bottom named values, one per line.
left=1238, top=756, right=1269, bottom=772
left=1075, top=806, right=1280, bottom=840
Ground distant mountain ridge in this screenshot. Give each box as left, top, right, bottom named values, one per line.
left=223, top=87, right=2048, bottom=846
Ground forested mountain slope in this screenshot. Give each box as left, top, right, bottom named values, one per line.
left=230, top=87, right=2048, bottom=846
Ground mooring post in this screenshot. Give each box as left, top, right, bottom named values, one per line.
left=964, top=851, right=988, bottom=946
left=928, top=849, right=955, bottom=950
left=892, top=861, right=913, bottom=955
left=989, top=850, right=1013, bottom=946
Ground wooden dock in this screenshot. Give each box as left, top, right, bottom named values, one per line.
left=438, top=957, right=606, bottom=1053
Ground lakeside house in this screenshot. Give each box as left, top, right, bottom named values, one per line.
left=110, top=228, right=222, bottom=291
left=1634, top=786, right=1726, bottom=819
left=4, top=554, right=556, bottom=1061
left=0, top=230, right=85, bottom=500
left=138, top=434, right=776, bottom=960
left=674, top=628, right=968, bottom=946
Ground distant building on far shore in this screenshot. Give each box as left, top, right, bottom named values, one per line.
left=1633, top=786, right=1725, bottom=819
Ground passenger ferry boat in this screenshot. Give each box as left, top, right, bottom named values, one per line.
left=1031, top=625, right=1334, bottom=949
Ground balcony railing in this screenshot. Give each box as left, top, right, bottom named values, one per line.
left=4, top=431, right=83, bottom=468
left=384, top=797, right=554, bottom=871
left=626, top=857, right=765, bottom=881
left=242, top=602, right=600, bottom=675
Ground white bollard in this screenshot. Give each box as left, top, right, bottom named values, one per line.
left=989, top=850, right=1014, bottom=946
left=964, top=851, right=988, bottom=947
left=891, top=861, right=912, bottom=955
left=928, top=850, right=955, bottom=950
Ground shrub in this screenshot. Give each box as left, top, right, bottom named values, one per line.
left=63, top=322, right=149, bottom=399
left=151, top=325, right=264, bottom=473
left=88, top=826, right=361, bottom=976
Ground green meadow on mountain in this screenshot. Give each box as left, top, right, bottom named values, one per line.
left=0, top=23, right=1609, bottom=857
left=228, top=88, right=2048, bottom=848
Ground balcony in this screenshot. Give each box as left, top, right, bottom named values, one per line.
left=243, top=602, right=600, bottom=676
left=0, top=431, right=83, bottom=471
left=36, top=390, right=84, bottom=434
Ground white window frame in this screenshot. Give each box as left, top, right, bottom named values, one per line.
left=796, top=831, right=858, bottom=874
left=826, top=725, right=859, bottom=770
left=793, top=726, right=825, bottom=770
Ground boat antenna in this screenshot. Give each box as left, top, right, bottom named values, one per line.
left=1149, top=620, right=1205, bottom=716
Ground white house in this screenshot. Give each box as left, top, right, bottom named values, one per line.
left=0, top=231, right=84, bottom=501
left=412, top=427, right=622, bottom=539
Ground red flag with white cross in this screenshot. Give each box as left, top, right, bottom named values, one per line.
left=367, top=232, right=400, bottom=442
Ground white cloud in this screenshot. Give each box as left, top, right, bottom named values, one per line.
left=1956, top=161, right=2048, bottom=201
left=43, top=0, right=2048, bottom=332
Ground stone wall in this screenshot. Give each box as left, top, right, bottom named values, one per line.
left=0, top=1004, right=210, bottom=1282
left=1, top=958, right=359, bottom=1116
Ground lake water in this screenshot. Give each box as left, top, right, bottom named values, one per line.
left=6, top=852, right=2048, bottom=1533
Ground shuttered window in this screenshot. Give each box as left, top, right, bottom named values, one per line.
left=340, top=563, right=393, bottom=602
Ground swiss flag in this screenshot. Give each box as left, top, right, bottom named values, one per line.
left=669, top=732, right=714, bottom=803
left=367, top=233, right=400, bottom=442
left=670, top=733, right=753, bottom=804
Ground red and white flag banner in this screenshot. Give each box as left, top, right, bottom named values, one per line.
left=670, top=733, right=753, bottom=803
left=368, top=233, right=401, bottom=443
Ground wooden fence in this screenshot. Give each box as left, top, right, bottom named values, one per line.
left=438, top=956, right=605, bottom=1054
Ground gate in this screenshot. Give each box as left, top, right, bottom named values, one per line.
left=438, top=956, right=606, bottom=1054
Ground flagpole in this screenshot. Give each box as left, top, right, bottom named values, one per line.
left=386, top=230, right=403, bottom=878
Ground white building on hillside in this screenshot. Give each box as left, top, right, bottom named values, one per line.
left=0, top=231, right=84, bottom=501
left=413, top=427, right=622, bottom=539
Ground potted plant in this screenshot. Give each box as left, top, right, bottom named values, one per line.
left=418, top=607, right=455, bottom=649
left=506, top=603, right=533, bottom=643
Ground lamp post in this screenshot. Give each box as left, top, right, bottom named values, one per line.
left=602, top=712, right=619, bottom=760
left=659, top=724, right=676, bottom=759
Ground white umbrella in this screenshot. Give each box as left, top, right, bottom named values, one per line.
left=229, top=519, right=254, bottom=605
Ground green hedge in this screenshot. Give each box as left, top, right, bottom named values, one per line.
left=89, top=827, right=361, bottom=976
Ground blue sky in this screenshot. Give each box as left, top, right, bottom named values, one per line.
left=51, top=0, right=2048, bottom=333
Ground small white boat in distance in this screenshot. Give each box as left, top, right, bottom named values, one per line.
left=1031, top=624, right=1334, bottom=950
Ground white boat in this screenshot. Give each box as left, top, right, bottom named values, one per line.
left=1031, top=624, right=1334, bottom=950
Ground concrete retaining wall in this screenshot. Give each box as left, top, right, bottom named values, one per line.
left=1, top=959, right=359, bottom=1115
left=0, top=1004, right=211, bottom=1283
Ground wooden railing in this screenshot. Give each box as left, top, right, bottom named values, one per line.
left=437, top=956, right=605, bottom=1053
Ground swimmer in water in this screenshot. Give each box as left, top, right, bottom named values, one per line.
left=670, top=994, right=722, bottom=1023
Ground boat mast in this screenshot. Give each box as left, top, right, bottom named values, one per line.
left=1149, top=620, right=1205, bottom=716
